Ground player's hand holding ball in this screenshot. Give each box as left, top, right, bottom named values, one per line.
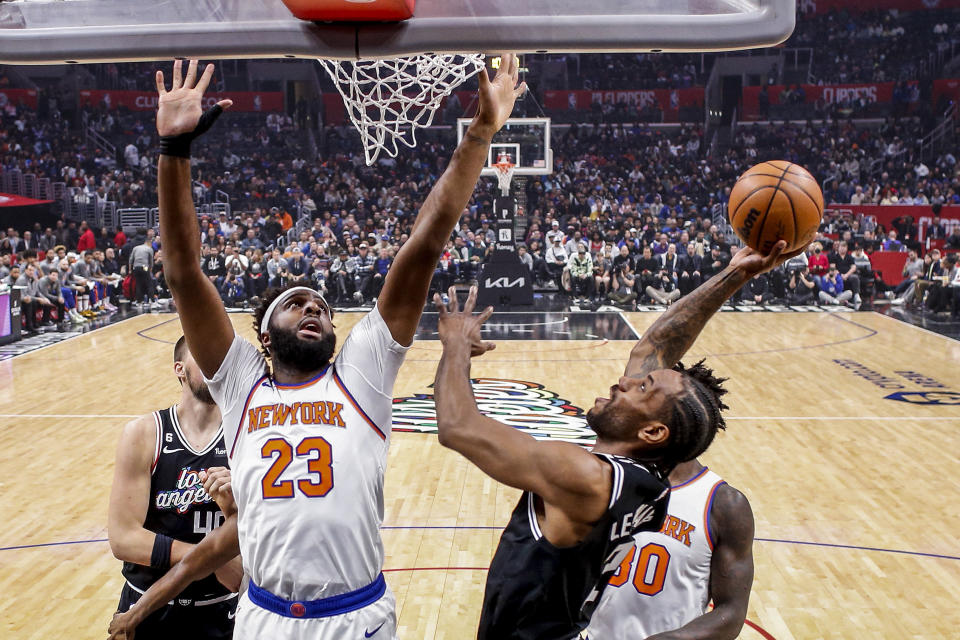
left=435, top=285, right=496, bottom=359
left=728, top=160, right=824, bottom=256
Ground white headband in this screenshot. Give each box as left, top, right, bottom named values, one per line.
left=259, top=287, right=329, bottom=335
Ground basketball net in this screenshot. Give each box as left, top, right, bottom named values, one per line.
left=318, top=54, right=485, bottom=165
left=494, top=158, right=515, bottom=197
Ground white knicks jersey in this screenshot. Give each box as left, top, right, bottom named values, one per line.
left=585, top=467, right=725, bottom=639
left=204, top=305, right=409, bottom=602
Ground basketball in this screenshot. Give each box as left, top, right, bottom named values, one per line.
left=727, top=161, right=824, bottom=254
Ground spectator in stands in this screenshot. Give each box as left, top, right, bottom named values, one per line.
left=219, top=270, right=247, bottom=307
left=16, top=264, right=55, bottom=332
left=818, top=265, right=854, bottom=306
left=128, top=233, right=155, bottom=308
left=808, top=242, right=829, bottom=277
left=607, top=260, right=637, bottom=309
left=77, top=221, right=96, bottom=253
left=545, top=236, right=569, bottom=292
left=37, top=270, right=67, bottom=327
left=925, top=254, right=957, bottom=314
left=354, top=242, right=376, bottom=302
left=788, top=265, right=817, bottom=305
left=914, top=249, right=943, bottom=306
left=645, top=264, right=680, bottom=306
left=593, top=245, right=614, bottom=300
left=947, top=227, right=960, bottom=250
left=829, top=240, right=862, bottom=309
left=677, top=242, right=704, bottom=296
left=329, top=248, right=357, bottom=303
left=741, top=273, right=773, bottom=305
left=3, top=264, right=20, bottom=288
left=370, top=247, right=392, bottom=300
left=882, top=230, right=904, bottom=252
left=567, top=244, right=594, bottom=302
left=886, top=249, right=923, bottom=305
left=265, top=247, right=288, bottom=288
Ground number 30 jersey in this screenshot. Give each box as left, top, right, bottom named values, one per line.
left=204, top=306, right=409, bottom=602
left=585, top=467, right=726, bottom=639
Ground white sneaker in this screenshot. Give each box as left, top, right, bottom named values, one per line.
left=353, top=291, right=364, bottom=303
left=884, top=291, right=895, bottom=300
left=891, top=298, right=905, bottom=305
left=149, top=301, right=161, bottom=310
left=70, top=310, right=87, bottom=323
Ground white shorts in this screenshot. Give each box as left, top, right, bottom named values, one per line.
left=232, top=585, right=397, bottom=640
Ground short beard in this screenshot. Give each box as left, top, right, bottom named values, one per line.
left=269, top=325, right=336, bottom=373
left=185, top=369, right=216, bottom=405
left=586, top=402, right=638, bottom=443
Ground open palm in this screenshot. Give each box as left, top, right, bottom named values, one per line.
left=155, top=59, right=232, bottom=137
left=473, top=53, right=527, bottom=134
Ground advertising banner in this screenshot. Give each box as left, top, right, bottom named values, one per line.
left=78, top=90, right=283, bottom=112
left=0, top=89, right=39, bottom=110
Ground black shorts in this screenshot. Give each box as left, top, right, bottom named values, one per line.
left=117, top=582, right=236, bottom=640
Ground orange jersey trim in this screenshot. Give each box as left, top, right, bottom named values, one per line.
left=231, top=374, right=270, bottom=458
left=332, top=368, right=386, bottom=441
left=703, top=479, right=726, bottom=551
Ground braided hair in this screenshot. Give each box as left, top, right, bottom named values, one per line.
left=656, top=359, right=729, bottom=472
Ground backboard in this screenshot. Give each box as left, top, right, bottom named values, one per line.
left=0, top=0, right=796, bottom=64
left=457, top=118, right=552, bottom=177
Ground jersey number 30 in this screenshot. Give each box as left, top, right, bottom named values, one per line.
left=261, top=436, right=334, bottom=499
left=608, top=543, right=671, bottom=596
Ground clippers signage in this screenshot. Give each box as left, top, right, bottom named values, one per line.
left=741, top=82, right=919, bottom=120
left=0, top=89, right=39, bottom=110
left=823, top=204, right=960, bottom=243
left=392, top=378, right=596, bottom=445
left=78, top=90, right=284, bottom=112
left=542, top=88, right=705, bottom=123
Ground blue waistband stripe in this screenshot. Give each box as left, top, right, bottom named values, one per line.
left=248, top=573, right=386, bottom=619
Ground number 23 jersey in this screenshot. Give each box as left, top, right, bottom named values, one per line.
left=204, top=305, right=409, bottom=602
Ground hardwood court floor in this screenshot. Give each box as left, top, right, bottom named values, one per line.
left=1, top=311, right=958, bottom=639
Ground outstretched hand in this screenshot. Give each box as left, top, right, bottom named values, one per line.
left=155, top=59, right=232, bottom=137
left=729, top=240, right=805, bottom=277
left=472, top=53, right=527, bottom=136
left=434, top=286, right=497, bottom=358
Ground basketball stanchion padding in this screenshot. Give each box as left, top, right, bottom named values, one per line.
left=281, top=0, right=415, bottom=21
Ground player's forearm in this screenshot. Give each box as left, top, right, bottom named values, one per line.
left=630, top=265, right=750, bottom=373
left=645, top=606, right=746, bottom=640
left=434, top=341, right=480, bottom=449
left=409, top=124, right=494, bottom=251
left=123, top=517, right=240, bottom=627
left=158, top=156, right=202, bottom=286
left=108, top=527, right=193, bottom=566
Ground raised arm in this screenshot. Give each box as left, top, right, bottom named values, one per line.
left=155, top=60, right=235, bottom=379
left=377, top=55, right=526, bottom=346
left=625, top=242, right=795, bottom=378
left=433, top=287, right=611, bottom=525
left=645, top=485, right=755, bottom=640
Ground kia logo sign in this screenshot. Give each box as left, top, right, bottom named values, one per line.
left=485, top=277, right=525, bottom=288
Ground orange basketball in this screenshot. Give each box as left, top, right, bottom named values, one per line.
left=727, top=161, right=824, bottom=254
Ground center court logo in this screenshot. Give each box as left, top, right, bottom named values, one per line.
left=392, top=378, right=596, bottom=445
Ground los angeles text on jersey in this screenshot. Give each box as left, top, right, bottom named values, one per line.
left=246, top=401, right=346, bottom=433
left=155, top=467, right=217, bottom=514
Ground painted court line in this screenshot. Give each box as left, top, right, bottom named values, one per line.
left=2, top=532, right=957, bottom=562
left=2, top=413, right=957, bottom=421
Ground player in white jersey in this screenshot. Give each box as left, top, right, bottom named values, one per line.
left=108, top=56, right=526, bottom=640
left=583, top=458, right=755, bottom=639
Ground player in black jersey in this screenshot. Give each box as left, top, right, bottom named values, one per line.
left=108, top=336, right=242, bottom=640
left=433, top=240, right=797, bottom=640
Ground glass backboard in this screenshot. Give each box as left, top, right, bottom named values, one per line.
left=0, top=0, right=795, bottom=64
left=457, top=118, right=552, bottom=177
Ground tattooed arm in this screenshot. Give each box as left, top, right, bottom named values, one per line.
left=625, top=241, right=794, bottom=377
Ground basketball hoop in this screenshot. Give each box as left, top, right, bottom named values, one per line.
left=493, top=153, right=515, bottom=196
left=319, top=54, right=485, bottom=165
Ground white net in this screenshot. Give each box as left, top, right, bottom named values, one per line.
left=319, top=54, right=485, bottom=166
left=494, top=161, right=515, bottom=196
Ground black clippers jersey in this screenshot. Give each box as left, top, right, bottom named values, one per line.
left=478, top=453, right=670, bottom=640
left=121, top=405, right=231, bottom=601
